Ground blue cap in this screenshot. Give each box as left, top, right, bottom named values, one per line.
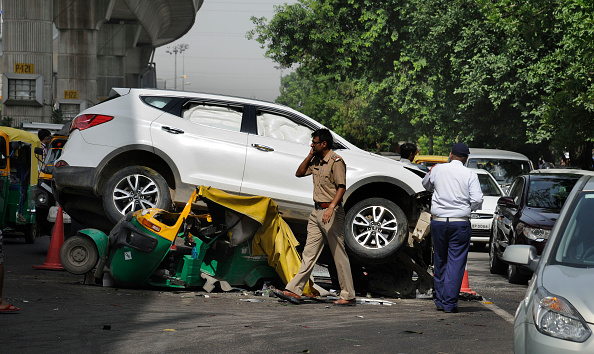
left=451, top=143, right=470, bottom=157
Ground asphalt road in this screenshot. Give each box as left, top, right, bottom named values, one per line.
left=0, top=236, right=527, bottom=353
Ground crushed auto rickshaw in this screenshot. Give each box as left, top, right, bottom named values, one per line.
left=0, top=127, right=40, bottom=243
left=59, top=186, right=317, bottom=294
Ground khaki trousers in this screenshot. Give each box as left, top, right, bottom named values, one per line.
left=285, top=206, right=355, bottom=300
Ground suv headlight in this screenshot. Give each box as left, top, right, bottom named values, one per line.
left=519, top=223, right=550, bottom=240
left=532, top=287, right=591, bottom=342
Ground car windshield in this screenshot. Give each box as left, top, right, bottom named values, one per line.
left=477, top=174, right=502, bottom=197
left=468, top=158, right=531, bottom=184
left=526, top=178, right=577, bottom=209
left=551, top=192, right=594, bottom=267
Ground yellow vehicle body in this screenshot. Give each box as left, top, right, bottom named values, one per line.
left=413, top=155, right=449, bottom=168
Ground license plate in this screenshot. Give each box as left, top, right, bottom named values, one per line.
left=471, top=223, right=490, bottom=230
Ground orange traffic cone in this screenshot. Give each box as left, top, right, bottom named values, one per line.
left=460, top=265, right=476, bottom=295
left=33, top=206, right=65, bottom=270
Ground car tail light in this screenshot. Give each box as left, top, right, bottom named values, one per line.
left=70, top=114, right=114, bottom=133
left=55, top=160, right=69, bottom=168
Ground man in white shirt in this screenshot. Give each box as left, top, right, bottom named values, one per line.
left=422, top=143, right=483, bottom=313
left=399, top=142, right=428, bottom=172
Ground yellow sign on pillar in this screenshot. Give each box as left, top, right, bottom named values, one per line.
left=64, top=90, right=79, bottom=99
left=15, top=63, right=35, bottom=74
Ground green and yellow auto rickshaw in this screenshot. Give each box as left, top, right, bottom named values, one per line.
left=0, top=127, right=40, bottom=243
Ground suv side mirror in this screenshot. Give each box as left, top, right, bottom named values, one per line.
left=34, top=147, right=44, bottom=156
left=497, top=196, right=517, bottom=208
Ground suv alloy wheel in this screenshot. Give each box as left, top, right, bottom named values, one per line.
left=344, top=198, right=408, bottom=263
left=102, top=166, right=172, bottom=224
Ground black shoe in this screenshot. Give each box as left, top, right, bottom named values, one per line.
left=436, top=306, right=444, bottom=311
left=444, top=307, right=459, bottom=313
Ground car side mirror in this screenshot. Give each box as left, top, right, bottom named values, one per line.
left=34, top=147, right=44, bottom=156
left=503, top=245, right=540, bottom=272
left=497, top=196, right=517, bottom=208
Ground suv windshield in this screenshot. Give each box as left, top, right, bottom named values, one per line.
left=552, top=192, right=594, bottom=267
left=468, top=159, right=531, bottom=184
left=526, top=178, right=578, bottom=209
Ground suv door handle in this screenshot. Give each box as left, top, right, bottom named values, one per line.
left=162, top=126, right=185, bottom=134
left=251, top=143, right=274, bottom=152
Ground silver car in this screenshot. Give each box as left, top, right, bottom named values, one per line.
left=503, top=175, right=594, bottom=353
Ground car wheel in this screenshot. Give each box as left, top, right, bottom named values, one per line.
left=344, top=198, right=408, bottom=264
left=489, top=228, right=506, bottom=274
left=24, top=222, right=38, bottom=244
left=102, top=166, right=172, bottom=225
left=59, top=236, right=99, bottom=275
left=507, top=264, right=530, bottom=285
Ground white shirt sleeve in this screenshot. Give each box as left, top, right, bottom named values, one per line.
left=468, top=172, right=484, bottom=211
left=422, top=167, right=434, bottom=191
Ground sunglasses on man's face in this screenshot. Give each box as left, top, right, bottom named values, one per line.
left=311, top=140, right=324, bottom=145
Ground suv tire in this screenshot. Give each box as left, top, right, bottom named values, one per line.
left=102, top=166, right=172, bottom=224
left=344, top=198, right=408, bottom=263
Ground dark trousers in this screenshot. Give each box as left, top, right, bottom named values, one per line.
left=431, top=220, right=471, bottom=311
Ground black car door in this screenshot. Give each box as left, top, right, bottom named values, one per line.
left=499, top=177, right=525, bottom=248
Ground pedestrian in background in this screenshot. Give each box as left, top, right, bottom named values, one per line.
left=399, top=142, right=428, bottom=172
left=37, top=128, right=51, bottom=161
left=422, top=143, right=483, bottom=313
left=0, top=231, right=20, bottom=313
left=273, top=128, right=356, bottom=306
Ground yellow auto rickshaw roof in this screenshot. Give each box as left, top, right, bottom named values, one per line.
left=0, top=127, right=42, bottom=145
left=0, top=126, right=42, bottom=185
left=413, top=155, right=449, bottom=164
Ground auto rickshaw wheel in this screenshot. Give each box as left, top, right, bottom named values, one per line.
left=24, top=222, right=38, bottom=244
left=60, top=236, right=99, bottom=275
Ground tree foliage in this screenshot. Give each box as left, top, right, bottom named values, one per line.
left=250, top=0, right=594, bottom=168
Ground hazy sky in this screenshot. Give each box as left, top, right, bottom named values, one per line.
left=153, top=1, right=297, bottom=103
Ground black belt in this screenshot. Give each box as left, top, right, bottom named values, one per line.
left=432, top=216, right=469, bottom=222
left=314, top=202, right=340, bottom=210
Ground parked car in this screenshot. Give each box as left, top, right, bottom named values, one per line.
left=469, top=168, right=504, bottom=248
left=503, top=174, right=594, bottom=353
left=489, top=169, right=594, bottom=283
left=466, top=148, right=533, bottom=193
left=53, top=88, right=432, bottom=265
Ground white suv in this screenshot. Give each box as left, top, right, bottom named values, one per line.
left=53, top=88, right=431, bottom=263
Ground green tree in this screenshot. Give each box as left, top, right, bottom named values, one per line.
left=250, top=1, right=593, bottom=168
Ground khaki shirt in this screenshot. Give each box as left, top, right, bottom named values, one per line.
left=305, top=149, right=346, bottom=203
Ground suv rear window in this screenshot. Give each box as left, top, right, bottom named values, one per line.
left=468, top=158, right=532, bottom=184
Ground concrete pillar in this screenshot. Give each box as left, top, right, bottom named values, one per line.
left=1, top=0, right=54, bottom=125
left=96, top=23, right=142, bottom=100
left=53, top=0, right=112, bottom=116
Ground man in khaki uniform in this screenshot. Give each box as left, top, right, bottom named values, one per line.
left=273, top=128, right=356, bottom=306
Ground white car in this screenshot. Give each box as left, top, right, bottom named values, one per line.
left=504, top=175, right=594, bottom=353
left=53, top=88, right=432, bottom=264
left=469, top=168, right=504, bottom=247
left=466, top=148, right=533, bottom=193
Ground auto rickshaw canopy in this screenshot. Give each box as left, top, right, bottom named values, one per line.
left=0, top=126, right=42, bottom=186
left=198, top=186, right=316, bottom=295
